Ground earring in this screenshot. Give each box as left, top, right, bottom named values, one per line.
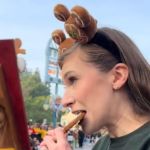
left=114, top=86, right=119, bottom=90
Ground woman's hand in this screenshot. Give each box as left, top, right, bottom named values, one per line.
left=40, top=127, right=72, bottom=150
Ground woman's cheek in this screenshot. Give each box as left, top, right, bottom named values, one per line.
left=75, top=80, right=96, bottom=103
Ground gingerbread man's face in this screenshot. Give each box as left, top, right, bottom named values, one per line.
left=0, top=106, right=6, bottom=128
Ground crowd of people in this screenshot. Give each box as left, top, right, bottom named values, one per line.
left=28, top=122, right=101, bottom=150
left=28, top=122, right=48, bottom=150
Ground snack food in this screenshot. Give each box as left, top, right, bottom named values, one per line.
left=63, top=111, right=86, bottom=133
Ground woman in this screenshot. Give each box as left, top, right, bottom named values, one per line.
left=40, top=27, right=150, bottom=150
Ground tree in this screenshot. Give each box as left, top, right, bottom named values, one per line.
left=21, top=70, right=50, bottom=98
left=25, top=96, right=52, bottom=123
left=20, top=70, right=52, bottom=124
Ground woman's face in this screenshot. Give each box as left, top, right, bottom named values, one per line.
left=61, top=50, right=115, bottom=134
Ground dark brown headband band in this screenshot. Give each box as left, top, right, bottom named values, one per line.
left=90, top=30, right=122, bottom=62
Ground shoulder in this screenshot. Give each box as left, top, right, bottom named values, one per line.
left=92, top=135, right=110, bottom=150
left=139, top=134, right=150, bottom=150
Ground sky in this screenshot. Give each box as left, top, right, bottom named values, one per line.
left=0, top=0, right=150, bottom=82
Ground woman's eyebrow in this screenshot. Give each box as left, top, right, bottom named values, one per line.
left=63, top=71, right=75, bottom=80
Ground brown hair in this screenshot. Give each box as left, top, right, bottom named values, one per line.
left=58, top=27, right=150, bottom=115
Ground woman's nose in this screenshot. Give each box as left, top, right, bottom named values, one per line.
left=61, top=94, right=75, bottom=108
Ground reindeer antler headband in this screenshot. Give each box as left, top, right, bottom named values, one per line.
left=52, top=4, right=98, bottom=55
left=52, top=4, right=123, bottom=63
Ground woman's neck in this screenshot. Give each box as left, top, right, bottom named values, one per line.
left=107, top=108, right=150, bottom=138
left=105, top=90, right=150, bottom=138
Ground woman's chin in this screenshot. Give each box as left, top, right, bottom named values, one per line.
left=80, top=119, right=95, bottom=134
left=80, top=118, right=101, bottom=134
left=82, top=126, right=95, bottom=135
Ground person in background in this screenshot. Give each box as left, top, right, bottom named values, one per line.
left=72, top=128, right=79, bottom=148
left=78, top=128, right=85, bottom=148
left=67, top=131, right=74, bottom=149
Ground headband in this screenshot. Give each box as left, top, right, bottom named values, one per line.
left=90, top=31, right=121, bottom=62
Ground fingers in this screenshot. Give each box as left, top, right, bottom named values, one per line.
left=42, top=136, right=56, bottom=149
left=47, top=129, right=55, bottom=136
left=40, top=145, right=48, bottom=150
left=40, top=140, right=48, bottom=150
left=55, top=127, right=67, bottom=143
left=40, top=130, right=56, bottom=150
left=40, top=128, right=71, bottom=150
left=54, top=127, right=72, bottom=150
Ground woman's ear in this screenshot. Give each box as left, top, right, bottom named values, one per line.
left=112, top=63, right=129, bottom=90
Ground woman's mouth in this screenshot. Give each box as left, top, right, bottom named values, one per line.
left=74, top=110, right=86, bottom=125
left=63, top=110, right=86, bottom=133
left=79, top=114, right=86, bottom=125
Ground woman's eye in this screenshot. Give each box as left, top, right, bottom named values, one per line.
left=68, top=76, right=77, bottom=85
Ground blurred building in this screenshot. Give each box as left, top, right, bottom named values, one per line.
left=45, top=38, right=64, bottom=127
left=44, top=38, right=63, bottom=96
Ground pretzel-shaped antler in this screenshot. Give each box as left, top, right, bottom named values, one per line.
left=52, top=4, right=97, bottom=55
left=52, top=29, right=75, bottom=55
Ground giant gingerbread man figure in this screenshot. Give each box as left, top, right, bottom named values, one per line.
left=0, top=39, right=30, bottom=150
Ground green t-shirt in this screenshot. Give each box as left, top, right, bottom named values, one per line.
left=92, top=122, right=150, bottom=150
